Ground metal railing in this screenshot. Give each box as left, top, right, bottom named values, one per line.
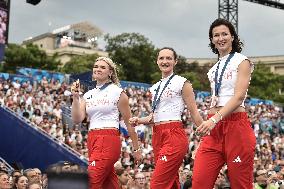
left=0, top=156, right=14, bottom=173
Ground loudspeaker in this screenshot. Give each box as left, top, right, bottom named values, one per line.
left=26, top=0, right=41, bottom=5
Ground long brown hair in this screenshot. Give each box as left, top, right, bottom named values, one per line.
left=209, top=18, right=243, bottom=55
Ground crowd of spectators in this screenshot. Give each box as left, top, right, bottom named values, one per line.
left=0, top=160, right=87, bottom=189
left=0, top=78, right=88, bottom=159
left=0, top=77, right=283, bottom=189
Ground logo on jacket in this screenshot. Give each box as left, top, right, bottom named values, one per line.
left=232, top=156, right=242, bottom=163
left=159, top=155, right=167, bottom=162
left=90, top=161, right=96, bottom=167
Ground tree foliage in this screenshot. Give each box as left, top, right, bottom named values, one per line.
left=175, top=56, right=211, bottom=91
left=2, top=43, right=60, bottom=73
left=60, top=54, right=100, bottom=74
left=105, top=33, right=157, bottom=83
left=249, top=63, right=284, bottom=103
left=105, top=32, right=211, bottom=89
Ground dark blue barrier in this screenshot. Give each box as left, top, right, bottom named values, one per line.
left=0, top=106, right=87, bottom=171
left=70, top=71, right=92, bottom=82
left=0, top=44, right=5, bottom=63
left=120, top=81, right=150, bottom=90
left=70, top=71, right=151, bottom=90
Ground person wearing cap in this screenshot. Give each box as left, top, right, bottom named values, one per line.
left=130, top=47, right=203, bottom=188
left=192, top=18, right=256, bottom=189
left=71, top=57, right=142, bottom=189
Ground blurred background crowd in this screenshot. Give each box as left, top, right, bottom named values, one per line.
left=0, top=77, right=283, bottom=189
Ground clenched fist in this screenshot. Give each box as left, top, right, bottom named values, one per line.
left=71, top=79, right=80, bottom=93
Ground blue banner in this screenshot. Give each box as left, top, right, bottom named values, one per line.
left=17, top=67, right=65, bottom=83
left=0, top=72, right=33, bottom=83
left=247, top=98, right=274, bottom=106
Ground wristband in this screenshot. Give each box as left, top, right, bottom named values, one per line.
left=216, top=111, right=223, bottom=120
left=210, top=117, right=218, bottom=124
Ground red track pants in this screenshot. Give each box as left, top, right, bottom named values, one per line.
left=87, top=129, right=121, bottom=189
left=150, top=121, right=188, bottom=189
left=192, top=112, right=256, bottom=189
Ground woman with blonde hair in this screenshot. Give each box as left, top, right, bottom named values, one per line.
left=71, top=57, right=141, bottom=189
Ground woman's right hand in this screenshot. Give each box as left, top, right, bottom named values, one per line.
left=129, top=117, right=139, bottom=127
left=71, top=79, right=80, bottom=98
left=196, top=120, right=215, bottom=137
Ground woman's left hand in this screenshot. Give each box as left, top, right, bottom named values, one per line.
left=129, top=117, right=139, bottom=127
left=196, top=120, right=216, bottom=137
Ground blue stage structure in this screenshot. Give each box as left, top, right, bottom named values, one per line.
left=0, top=106, right=87, bottom=171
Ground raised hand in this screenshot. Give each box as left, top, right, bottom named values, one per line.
left=71, top=79, right=80, bottom=98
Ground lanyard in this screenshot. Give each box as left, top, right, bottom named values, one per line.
left=152, top=74, right=175, bottom=112
left=86, top=81, right=112, bottom=100
left=214, top=53, right=235, bottom=96
left=94, top=81, right=112, bottom=90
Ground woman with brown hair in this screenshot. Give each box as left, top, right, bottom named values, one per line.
left=130, top=47, right=203, bottom=188
left=192, top=18, right=256, bottom=189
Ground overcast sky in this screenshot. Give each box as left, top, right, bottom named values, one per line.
left=8, top=0, right=284, bottom=58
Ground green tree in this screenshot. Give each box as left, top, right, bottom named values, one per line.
left=61, top=54, right=100, bottom=74
left=249, top=63, right=284, bottom=103
left=2, top=43, right=60, bottom=73
left=105, top=33, right=157, bottom=83
left=175, top=56, right=211, bottom=91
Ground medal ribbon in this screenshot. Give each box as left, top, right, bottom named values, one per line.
left=152, top=74, right=175, bottom=112
left=94, top=81, right=112, bottom=91
left=214, top=53, right=235, bottom=96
